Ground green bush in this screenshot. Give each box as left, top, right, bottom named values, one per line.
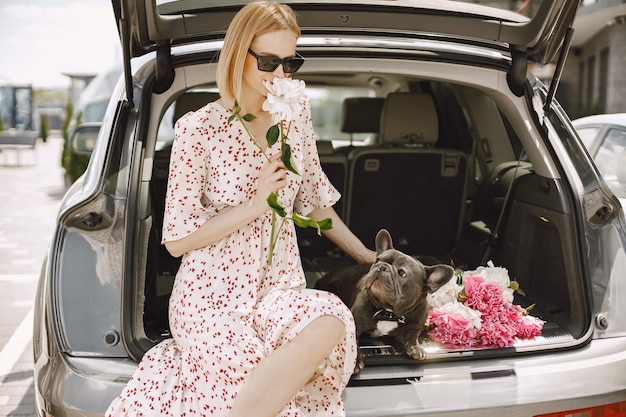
left=61, top=104, right=91, bottom=184
left=40, top=114, right=49, bottom=142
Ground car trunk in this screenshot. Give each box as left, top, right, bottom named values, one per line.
left=136, top=70, right=590, bottom=370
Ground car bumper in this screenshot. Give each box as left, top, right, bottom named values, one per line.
left=344, top=336, right=626, bottom=416
left=34, top=337, right=626, bottom=416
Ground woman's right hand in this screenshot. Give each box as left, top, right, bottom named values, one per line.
left=253, top=153, right=287, bottom=210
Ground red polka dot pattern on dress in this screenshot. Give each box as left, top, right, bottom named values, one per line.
left=106, top=100, right=357, bottom=417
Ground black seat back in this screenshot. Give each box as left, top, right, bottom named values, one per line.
left=346, top=92, right=469, bottom=257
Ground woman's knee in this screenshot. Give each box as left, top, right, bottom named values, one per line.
left=297, top=315, right=345, bottom=354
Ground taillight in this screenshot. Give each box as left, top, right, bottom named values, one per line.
left=534, top=401, right=626, bottom=417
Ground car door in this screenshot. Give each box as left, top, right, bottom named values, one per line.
left=112, top=0, right=582, bottom=102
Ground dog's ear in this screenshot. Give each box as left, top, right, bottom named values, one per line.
left=375, top=229, right=394, bottom=254
left=424, top=265, right=455, bottom=293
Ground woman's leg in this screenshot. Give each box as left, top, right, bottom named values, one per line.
left=229, top=315, right=345, bottom=417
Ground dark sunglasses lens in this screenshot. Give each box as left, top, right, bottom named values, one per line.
left=283, top=57, right=304, bottom=73
left=256, top=55, right=304, bottom=73
left=257, top=56, right=281, bottom=72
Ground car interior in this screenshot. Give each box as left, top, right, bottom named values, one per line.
left=137, top=64, right=589, bottom=364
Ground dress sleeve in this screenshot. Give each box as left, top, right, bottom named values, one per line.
left=293, top=100, right=341, bottom=217
left=161, top=110, right=216, bottom=243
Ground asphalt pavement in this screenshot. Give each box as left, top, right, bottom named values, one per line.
left=0, top=134, right=66, bottom=417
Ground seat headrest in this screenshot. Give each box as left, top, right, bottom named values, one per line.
left=173, top=92, right=221, bottom=126
left=341, top=97, right=386, bottom=134
left=316, top=140, right=334, bottom=156
left=380, top=93, right=439, bottom=146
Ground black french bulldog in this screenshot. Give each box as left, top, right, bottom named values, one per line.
left=315, top=229, right=454, bottom=365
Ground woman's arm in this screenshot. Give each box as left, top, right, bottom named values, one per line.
left=164, top=153, right=287, bottom=258
left=310, top=206, right=376, bottom=264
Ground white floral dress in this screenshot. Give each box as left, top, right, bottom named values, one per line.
left=106, top=100, right=357, bottom=417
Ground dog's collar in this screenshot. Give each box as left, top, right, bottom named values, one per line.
left=373, top=309, right=406, bottom=324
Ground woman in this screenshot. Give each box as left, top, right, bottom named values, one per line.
left=106, top=2, right=375, bottom=416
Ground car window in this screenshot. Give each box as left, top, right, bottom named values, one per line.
left=593, top=127, right=626, bottom=197
left=307, top=86, right=376, bottom=147
left=155, top=85, right=376, bottom=150
left=576, top=126, right=600, bottom=149
left=82, top=100, right=110, bottom=123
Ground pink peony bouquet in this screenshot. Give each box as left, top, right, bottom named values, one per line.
left=426, top=261, right=544, bottom=349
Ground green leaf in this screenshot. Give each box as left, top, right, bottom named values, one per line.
left=228, top=114, right=236, bottom=124
left=291, top=212, right=333, bottom=234
left=267, top=193, right=287, bottom=218
left=233, top=100, right=240, bottom=113
left=315, top=217, right=333, bottom=231
left=242, top=113, right=256, bottom=122
left=281, top=142, right=299, bottom=175
left=266, top=124, right=280, bottom=146
left=526, top=303, right=536, bottom=313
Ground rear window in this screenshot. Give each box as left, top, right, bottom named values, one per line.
left=308, top=86, right=376, bottom=146
left=156, top=84, right=376, bottom=149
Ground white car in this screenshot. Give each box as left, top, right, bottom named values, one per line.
left=573, top=113, right=626, bottom=199
left=34, top=1, right=626, bottom=416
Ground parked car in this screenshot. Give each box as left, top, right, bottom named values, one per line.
left=34, top=1, right=626, bottom=416
left=573, top=113, right=626, bottom=200
left=61, top=65, right=122, bottom=184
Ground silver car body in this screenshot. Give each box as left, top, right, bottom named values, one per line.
left=34, top=1, right=626, bottom=416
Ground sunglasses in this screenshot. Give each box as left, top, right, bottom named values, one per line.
left=247, top=49, right=305, bottom=73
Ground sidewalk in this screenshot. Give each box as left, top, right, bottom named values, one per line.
left=0, top=135, right=66, bottom=417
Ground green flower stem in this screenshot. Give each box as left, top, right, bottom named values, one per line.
left=268, top=211, right=277, bottom=265
left=268, top=213, right=288, bottom=266
left=229, top=100, right=332, bottom=265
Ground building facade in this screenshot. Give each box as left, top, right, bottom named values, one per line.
left=558, top=0, right=626, bottom=118
left=473, top=0, right=626, bottom=118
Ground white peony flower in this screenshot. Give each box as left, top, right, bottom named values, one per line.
left=428, top=278, right=462, bottom=308
left=262, top=77, right=307, bottom=123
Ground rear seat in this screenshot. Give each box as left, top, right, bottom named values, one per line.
left=345, top=92, right=469, bottom=259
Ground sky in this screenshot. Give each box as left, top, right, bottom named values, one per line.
left=0, top=0, right=121, bottom=89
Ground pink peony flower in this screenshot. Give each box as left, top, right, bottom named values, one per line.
left=463, top=275, right=504, bottom=314
left=426, top=264, right=545, bottom=351
left=463, top=261, right=515, bottom=302
left=427, top=307, right=478, bottom=349
left=516, top=314, right=545, bottom=339
left=472, top=305, right=519, bottom=348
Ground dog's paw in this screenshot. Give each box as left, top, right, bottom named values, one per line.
left=406, top=344, right=426, bottom=360
left=352, top=351, right=365, bottom=374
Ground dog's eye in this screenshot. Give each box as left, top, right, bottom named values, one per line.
left=398, top=269, right=407, bottom=277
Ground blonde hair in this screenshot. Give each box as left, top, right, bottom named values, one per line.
left=216, top=2, right=301, bottom=105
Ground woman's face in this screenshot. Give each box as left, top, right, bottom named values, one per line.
left=243, top=29, right=298, bottom=101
